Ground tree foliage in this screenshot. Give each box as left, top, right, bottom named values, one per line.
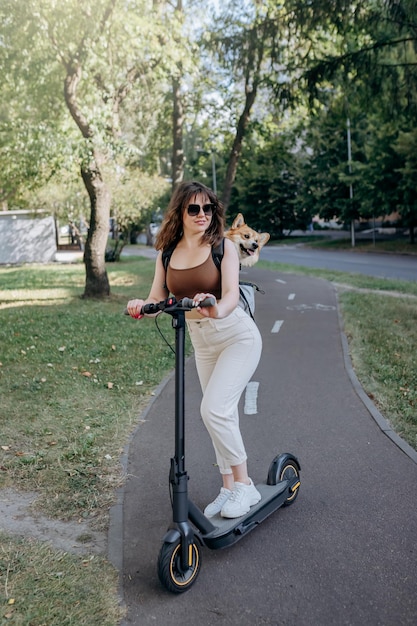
left=1, top=0, right=192, bottom=296
left=1, top=0, right=416, bottom=276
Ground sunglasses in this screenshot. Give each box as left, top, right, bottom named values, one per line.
left=187, top=203, right=214, bottom=217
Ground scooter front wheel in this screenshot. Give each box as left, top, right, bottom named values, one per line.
left=157, top=539, right=201, bottom=593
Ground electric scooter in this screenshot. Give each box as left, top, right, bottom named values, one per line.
left=136, top=296, right=301, bottom=593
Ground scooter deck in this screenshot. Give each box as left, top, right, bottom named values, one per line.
left=195, top=481, right=289, bottom=549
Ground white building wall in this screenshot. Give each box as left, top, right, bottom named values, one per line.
left=0, top=211, right=57, bottom=264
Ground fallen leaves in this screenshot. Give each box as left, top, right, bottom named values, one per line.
left=79, top=369, right=116, bottom=390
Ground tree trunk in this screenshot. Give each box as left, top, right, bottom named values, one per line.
left=221, top=86, right=257, bottom=211
left=221, top=18, right=265, bottom=212
left=81, top=153, right=111, bottom=298
left=171, top=77, right=185, bottom=190
left=64, top=65, right=111, bottom=298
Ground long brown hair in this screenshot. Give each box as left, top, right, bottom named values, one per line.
left=155, top=181, right=225, bottom=251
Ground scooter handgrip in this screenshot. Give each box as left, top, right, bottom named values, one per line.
left=181, top=296, right=215, bottom=308
left=123, top=305, right=150, bottom=315
left=142, top=302, right=159, bottom=314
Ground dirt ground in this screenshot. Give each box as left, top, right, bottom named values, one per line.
left=0, top=488, right=106, bottom=555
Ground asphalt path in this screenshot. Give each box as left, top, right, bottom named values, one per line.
left=111, top=266, right=417, bottom=626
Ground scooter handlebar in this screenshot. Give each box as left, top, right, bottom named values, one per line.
left=124, top=296, right=215, bottom=316
left=180, top=296, right=216, bottom=309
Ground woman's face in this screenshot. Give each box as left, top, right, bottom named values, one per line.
left=183, top=192, right=213, bottom=234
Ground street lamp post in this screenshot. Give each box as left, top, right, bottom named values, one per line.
left=211, top=151, right=217, bottom=194
left=347, top=117, right=355, bottom=247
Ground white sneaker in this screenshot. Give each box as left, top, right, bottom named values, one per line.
left=220, top=479, right=261, bottom=519
left=204, top=487, right=233, bottom=518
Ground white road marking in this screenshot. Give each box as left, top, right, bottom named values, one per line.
left=286, top=303, right=336, bottom=313
left=244, top=382, right=259, bottom=415
left=271, top=320, right=284, bottom=333
left=288, top=293, right=295, bottom=300
left=276, top=279, right=286, bottom=284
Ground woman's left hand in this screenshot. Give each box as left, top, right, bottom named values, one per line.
left=193, top=293, right=218, bottom=317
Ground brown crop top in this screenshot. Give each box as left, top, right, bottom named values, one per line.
left=166, top=252, right=222, bottom=300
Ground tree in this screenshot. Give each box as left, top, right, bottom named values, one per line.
left=207, top=1, right=292, bottom=210
left=0, top=1, right=70, bottom=208
left=39, top=0, right=170, bottom=297
left=1, top=0, right=185, bottom=296
left=299, top=0, right=417, bottom=241
left=229, top=130, right=311, bottom=237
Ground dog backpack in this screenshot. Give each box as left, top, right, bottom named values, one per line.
left=162, top=239, right=263, bottom=320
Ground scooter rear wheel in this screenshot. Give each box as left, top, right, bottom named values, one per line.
left=157, top=539, right=201, bottom=593
left=280, top=462, right=300, bottom=507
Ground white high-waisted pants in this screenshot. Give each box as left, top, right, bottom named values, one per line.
left=187, top=306, right=262, bottom=475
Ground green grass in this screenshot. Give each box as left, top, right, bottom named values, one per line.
left=340, top=292, right=417, bottom=447
left=1, top=251, right=416, bottom=624
left=0, top=532, right=122, bottom=626
left=0, top=257, right=178, bottom=625
left=0, top=258, right=177, bottom=525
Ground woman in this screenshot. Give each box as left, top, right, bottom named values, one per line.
left=127, top=181, right=262, bottom=518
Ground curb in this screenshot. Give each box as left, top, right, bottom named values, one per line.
left=107, top=369, right=176, bottom=619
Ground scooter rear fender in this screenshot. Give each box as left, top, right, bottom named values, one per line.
left=267, top=452, right=300, bottom=486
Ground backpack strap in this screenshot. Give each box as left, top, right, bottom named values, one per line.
left=211, top=238, right=224, bottom=270
left=162, top=245, right=176, bottom=291
left=162, top=245, right=176, bottom=272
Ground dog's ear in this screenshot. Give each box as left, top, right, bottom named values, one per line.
left=230, top=213, right=245, bottom=230
left=258, top=233, right=270, bottom=248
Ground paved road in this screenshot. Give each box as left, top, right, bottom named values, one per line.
left=260, top=246, right=417, bottom=282
left=110, top=267, right=417, bottom=626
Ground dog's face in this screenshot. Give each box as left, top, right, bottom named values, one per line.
left=225, top=213, right=270, bottom=267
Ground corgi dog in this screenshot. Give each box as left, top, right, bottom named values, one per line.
left=225, top=213, right=270, bottom=267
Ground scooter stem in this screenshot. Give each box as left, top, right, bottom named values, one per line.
left=172, top=311, right=189, bottom=524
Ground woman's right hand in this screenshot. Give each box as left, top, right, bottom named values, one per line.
left=126, top=299, right=145, bottom=319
